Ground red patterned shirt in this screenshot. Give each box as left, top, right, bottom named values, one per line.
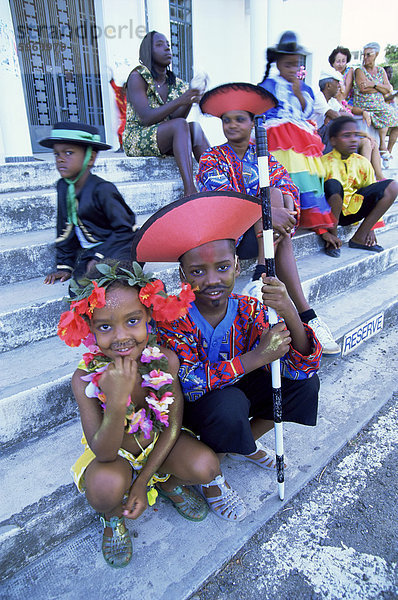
left=157, top=294, right=321, bottom=403
left=196, top=142, right=300, bottom=221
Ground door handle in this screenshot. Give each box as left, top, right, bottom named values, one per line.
left=57, top=74, right=68, bottom=110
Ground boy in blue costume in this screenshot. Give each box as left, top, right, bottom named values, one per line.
left=40, top=122, right=136, bottom=283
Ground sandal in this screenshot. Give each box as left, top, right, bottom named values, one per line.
left=229, top=442, right=286, bottom=471
left=156, top=484, right=208, bottom=522
left=324, top=241, right=341, bottom=258
left=198, top=474, right=247, bottom=522
left=100, top=514, right=132, bottom=568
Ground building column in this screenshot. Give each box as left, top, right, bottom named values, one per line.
left=0, top=0, right=32, bottom=159
left=249, top=0, right=269, bottom=84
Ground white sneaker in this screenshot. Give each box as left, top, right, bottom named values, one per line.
left=308, top=316, right=341, bottom=355
left=381, top=151, right=392, bottom=169
left=241, top=279, right=263, bottom=303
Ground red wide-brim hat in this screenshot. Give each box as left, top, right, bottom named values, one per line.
left=132, top=191, right=262, bottom=262
left=200, top=82, right=277, bottom=118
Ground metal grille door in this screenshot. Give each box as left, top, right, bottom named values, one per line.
left=169, top=0, right=193, bottom=82
left=10, top=0, right=105, bottom=152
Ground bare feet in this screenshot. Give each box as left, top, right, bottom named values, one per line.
left=351, top=229, right=378, bottom=247
left=321, top=231, right=342, bottom=250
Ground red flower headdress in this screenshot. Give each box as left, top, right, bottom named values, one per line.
left=57, top=261, right=195, bottom=347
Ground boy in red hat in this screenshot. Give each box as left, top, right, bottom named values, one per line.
left=40, top=122, right=136, bottom=284
left=132, top=191, right=321, bottom=521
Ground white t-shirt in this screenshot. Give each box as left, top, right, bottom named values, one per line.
left=312, top=92, right=342, bottom=129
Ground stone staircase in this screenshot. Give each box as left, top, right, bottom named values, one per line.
left=0, top=154, right=397, bottom=597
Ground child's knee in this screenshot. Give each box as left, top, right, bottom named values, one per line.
left=173, top=118, right=190, bottom=135
left=386, top=180, right=398, bottom=201
left=85, top=462, right=129, bottom=510
left=192, top=448, right=220, bottom=484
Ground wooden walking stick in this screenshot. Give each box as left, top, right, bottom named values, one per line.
left=254, top=114, right=285, bottom=500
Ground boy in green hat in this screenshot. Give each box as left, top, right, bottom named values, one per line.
left=40, top=122, right=136, bottom=283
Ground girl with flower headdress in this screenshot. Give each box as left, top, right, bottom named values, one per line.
left=61, top=260, right=221, bottom=568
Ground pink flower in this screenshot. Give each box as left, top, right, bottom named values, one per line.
left=82, top=333, right=100, bottom=353
left=126, top=408, right=153, bottom=439
left=146, top=391, right=174, bottom=412
left=151, top=407, right=169, bottom=427
left=140, top=413, right=154, bottom=439
left=141, top=370, right=173, bottom=390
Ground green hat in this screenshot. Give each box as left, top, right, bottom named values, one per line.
left=39, top=122, right=111, bottom=151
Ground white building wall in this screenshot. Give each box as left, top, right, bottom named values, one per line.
left=95, top=0, right=148, bottom=148
left=96, top=0, right=171, bottom=149
left=146, top=0, right=171, bottom=37
left=266, top=0, right=344, bottom=90
left=0, top=0, right=32, bottom=159
left=191, top=0, right=251, bottom=145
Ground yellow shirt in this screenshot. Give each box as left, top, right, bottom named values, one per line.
left=321, top=149, right=376, bottom=216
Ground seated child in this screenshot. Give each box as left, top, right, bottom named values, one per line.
left=40, top=122, right=136, bottom=284
left=321, top=116, right=398, bottom=255
left=197, top=82, right=340, bottom=355
left=59, top=260, right=221, bottom=568
left=132, top=191, right=322, bottom=522
left=312, top=69, right=384, bottom=181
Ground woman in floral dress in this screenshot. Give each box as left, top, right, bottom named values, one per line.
left=353, top=42, right=398, bottom=160
left=123, top=31, right=209, bottom=195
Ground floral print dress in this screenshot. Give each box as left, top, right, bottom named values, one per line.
left=123, top=65, right=188, bottom=157
left=353, top=66, right=398, bottom=129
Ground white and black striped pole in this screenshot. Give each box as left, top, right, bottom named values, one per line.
left=254, top=114, right=285, bottom=501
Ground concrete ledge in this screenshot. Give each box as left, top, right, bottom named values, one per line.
left=0, top=180, right=184, bottom=236
left=0, top=156, right=184, bottom=193
left=1, top=227, right=397, bottom=352
left=2, top=204, right=397, bottom=285
left=2, top=261, right=398, bottom=453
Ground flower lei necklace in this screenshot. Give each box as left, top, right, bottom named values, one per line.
left=57, top=261, right=195, bottom=436
left=79, top=330, right=174, bottom=438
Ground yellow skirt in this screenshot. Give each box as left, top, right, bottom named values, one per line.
left=71, top=435, right=170, bottom=501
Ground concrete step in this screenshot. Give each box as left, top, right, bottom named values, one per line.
left=0, top=419, right=93, bottom=582
left=0, top=150, right=395, bottom=195
left=0, top=179, right=183, bottom=236
left=0, top=260, right=186, bottom=353
left=1, top=260, right=397, bottom=451
left=0, top=156, right=183, bottom=194
left=0, top=336, right=81, bottom=449
left=296, top=226, right=398, bottom=305
left=1, top=225, right=397, bottom=353
left=2, top=200, right=397, bottom=285
left=0, top=210, right=166, bottom=284
left=0, top=324, right=397, bottom=588
left=292, top=202, right=398, bottom=259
